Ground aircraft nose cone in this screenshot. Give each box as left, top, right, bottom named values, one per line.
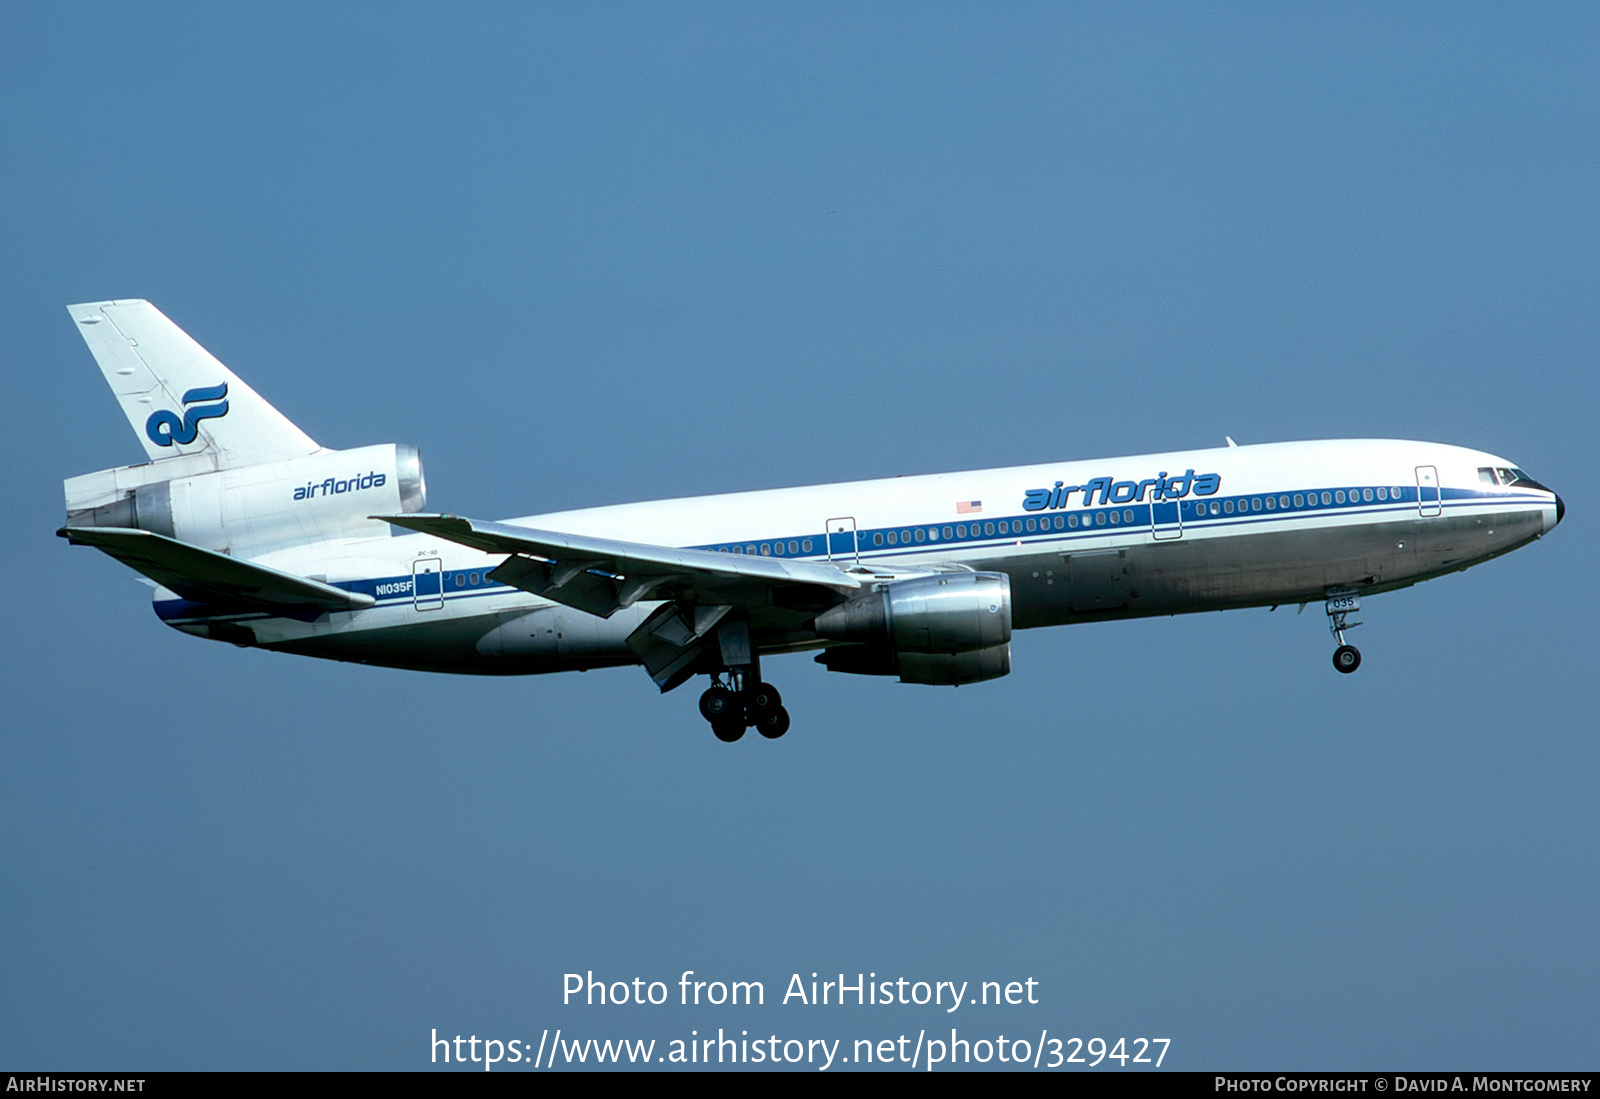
left=1555, top=493, right=1565, bottom=525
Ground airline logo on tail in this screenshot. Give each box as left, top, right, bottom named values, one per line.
left=146, top=383, right=229, bottom=447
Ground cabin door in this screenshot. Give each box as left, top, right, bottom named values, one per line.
left=824, top=517, right=859, bottom=563
left=1415, top=466, right=1442, bottom=518
left=1149, top=495, right=1185, bottom=540
left=412, top=557, right=444, bottom=610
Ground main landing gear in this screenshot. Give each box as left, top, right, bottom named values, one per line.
left=698, top=669, right=790, bottom=742
left=692, top=620, right=791, bottom=742
left=1325, top=590, right=1363, bottom=674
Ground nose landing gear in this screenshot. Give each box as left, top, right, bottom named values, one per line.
left=698, top=668, right=791, bottom=742
left=1325, top=590, right=1363, bottom=674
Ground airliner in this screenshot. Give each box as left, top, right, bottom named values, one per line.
left=59, top=301, right=1564, bottom=741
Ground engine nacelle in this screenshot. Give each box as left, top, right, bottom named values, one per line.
left=64, top=443, right=426, bottom=555
left=813, top=572, right=1013, bottom=685
left=815, top=641, right=1011, bottom=685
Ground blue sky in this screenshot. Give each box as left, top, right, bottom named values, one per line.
left=3, top=3, right=1596, bottom=1070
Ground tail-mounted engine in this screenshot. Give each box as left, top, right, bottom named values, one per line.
left=812, top=572, right=1012, bottom=685
left=63, top=443, right=426, bottom=555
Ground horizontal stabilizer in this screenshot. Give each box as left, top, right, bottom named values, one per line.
left=378, top=513, right=863, bottom=619
left=58, top=526, right=375, bottom=616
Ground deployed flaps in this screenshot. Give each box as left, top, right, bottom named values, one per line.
left=379, top=514, right=865, bottom=621
left=489, top=554, right=683, bottom=618
left=626, top=602, right=733, bottom=691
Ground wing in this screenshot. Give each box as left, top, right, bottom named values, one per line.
left=378, top=513, right=872, bottom=691
left=377, top=513, right=865, bottom=616
left=59, top=526, right=375, bottom=617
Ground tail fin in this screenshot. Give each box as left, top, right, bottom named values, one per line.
left=68, top=300, right=319, bottom=468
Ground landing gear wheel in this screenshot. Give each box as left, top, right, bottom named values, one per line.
left=748, top=681, right=782, bottom=715
left=1333, top=645, right=1362, bottom=674
left=699, top=686, right=738, bottom=722
left=755, top=705, right=791, bottom=740
left=711, top=718, right=746, bottom=743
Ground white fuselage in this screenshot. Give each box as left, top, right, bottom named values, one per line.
left=153, top=438, right=1559, bottom=675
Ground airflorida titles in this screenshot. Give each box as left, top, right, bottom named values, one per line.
left=1022, top=468, right=1222, bottom=511
left=292, top=470, right=388, bottom=501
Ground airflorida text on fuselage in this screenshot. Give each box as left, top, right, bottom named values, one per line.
left=58, top=301, right=1564, bottom=742
left=1022, top=468, right=1223, bottom=511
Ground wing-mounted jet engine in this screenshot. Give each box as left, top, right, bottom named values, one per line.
left=812, top=572, right=1013, bottom=685
left=58, top=300, right=1565, bottom=743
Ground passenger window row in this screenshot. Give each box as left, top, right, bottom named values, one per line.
left=702, top=486, right=1410, bottom=556
left=1189, top=486, right=1399, bottom=517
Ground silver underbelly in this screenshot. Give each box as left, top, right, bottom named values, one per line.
left=250, top=506, right=1544, bottom=670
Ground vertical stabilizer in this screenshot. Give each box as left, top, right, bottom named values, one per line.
left=68, top=300, right=319, bottom=468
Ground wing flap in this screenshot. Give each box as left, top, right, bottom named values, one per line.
left=626, top=602, right=733, bottom=689
left=380, top=513, right=863, bottom=618
left=59, top=526, right=375, bottom=615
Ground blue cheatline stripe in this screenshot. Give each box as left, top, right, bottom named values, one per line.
left=690, top=484, right=1542, bottom=560
left=155, top=567, right=517, bottom=619
left=153, top=484, right=1545, bottom=621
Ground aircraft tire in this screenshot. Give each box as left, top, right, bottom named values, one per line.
left=748, top=681, right=782, bottom=715
left=699, top=686, right=738, bottom=722
left=755, top=705, right=791, bottom=740
left=1332, top=645, right=1361, bottom=674
left=712, top=718, right=746, bottom=743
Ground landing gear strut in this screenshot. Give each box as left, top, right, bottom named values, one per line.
left=1325, top=590, right=1363, bottom=674
left=694, top=619, right=791, bottom=741
left=698, top=663, right=791, bottom=742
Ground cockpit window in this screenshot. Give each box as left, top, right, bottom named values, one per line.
left=1480, top=466, right=1551, bottom=492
